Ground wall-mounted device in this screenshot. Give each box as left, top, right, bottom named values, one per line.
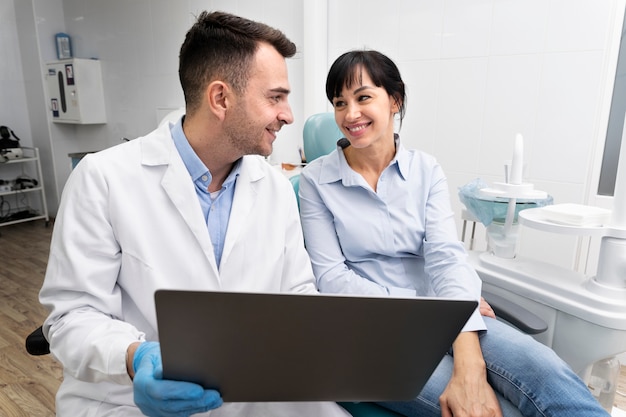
left=45, top=58, right=106, bottom=124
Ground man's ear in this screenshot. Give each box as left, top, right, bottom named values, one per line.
left=206, top=81, right=230, bottom=120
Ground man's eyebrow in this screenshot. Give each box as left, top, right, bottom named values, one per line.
left=270, top=87, right=291, bottom=95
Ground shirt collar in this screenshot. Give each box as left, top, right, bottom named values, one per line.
left=171, top=117, right=241, bottom=185
left=319, top=133, right=409, bottom=185
left=393, top=134, right=410, bottom=181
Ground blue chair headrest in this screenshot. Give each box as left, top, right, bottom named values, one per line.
left=303, top=113, right=343, bottom=162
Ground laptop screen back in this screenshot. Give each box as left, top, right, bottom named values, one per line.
left=155, top=290, right=476, bottom=402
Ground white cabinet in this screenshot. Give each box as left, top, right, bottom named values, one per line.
left=0, top=147, right=49, bottom=227
left=46, top=58, right=107, bottom=124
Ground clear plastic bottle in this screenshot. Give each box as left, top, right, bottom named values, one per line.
left=587, top=356, right=620, bottom=413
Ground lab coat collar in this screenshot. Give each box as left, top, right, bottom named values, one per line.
left=140, top=123, right=175, bottom=166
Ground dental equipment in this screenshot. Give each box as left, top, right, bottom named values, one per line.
left=460, top=134, right=551, bottom=258
left=465, top=125, right=626, bottom=383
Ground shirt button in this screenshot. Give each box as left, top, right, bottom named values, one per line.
left=202, top=175, right=209, bottom=182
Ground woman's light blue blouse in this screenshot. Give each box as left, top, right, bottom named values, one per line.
left=299, top=137, right=486, bottom=332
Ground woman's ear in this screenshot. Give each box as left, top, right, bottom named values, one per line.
left=391, top=95, right=402, bottom=114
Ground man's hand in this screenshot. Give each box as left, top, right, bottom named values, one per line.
left=131, top=341, right=222, bottom=416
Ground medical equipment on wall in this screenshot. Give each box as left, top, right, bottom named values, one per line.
left=45, top=58, right=106, bottom=124
left=461, top=127, right=626, bottom=385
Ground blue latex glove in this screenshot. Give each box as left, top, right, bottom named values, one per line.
left=132, top=341, right=222, bottom=416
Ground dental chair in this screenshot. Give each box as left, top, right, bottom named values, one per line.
left=25, top=325, right=49, bottom=355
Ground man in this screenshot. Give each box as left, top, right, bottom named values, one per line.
left=39, top=11, right=351, bottom=417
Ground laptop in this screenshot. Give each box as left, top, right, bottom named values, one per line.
left=155, top=290, right=477, bottom=403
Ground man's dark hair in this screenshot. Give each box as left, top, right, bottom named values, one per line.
left=179, top=11, right=297, bottom=115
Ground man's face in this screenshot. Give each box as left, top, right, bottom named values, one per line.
left=223, top=43, right=294, bottom=157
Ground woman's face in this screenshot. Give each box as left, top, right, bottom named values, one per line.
left=331, top=68, right=398, bottom=150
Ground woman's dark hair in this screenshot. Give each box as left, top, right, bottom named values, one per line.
left=326, top=50, right=406, bottom=126
left=179, top=11, right=296, bottom=115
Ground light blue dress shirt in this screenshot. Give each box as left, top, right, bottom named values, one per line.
left=171, top=118, right=240, bottom=268
left=299, top=135, right=485, bottom=332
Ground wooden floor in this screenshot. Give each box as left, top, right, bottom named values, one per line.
left=0, top=220, right=61, bottom=416
left=0, top=220, right=625, bottom=415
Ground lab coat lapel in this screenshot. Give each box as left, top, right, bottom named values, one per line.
left=141, top=128, right=220, bottom=277
left=221, top=157, right=262, bottom=265
left=162, top=167, right=219, bottom=273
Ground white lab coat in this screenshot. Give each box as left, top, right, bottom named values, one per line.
left=39, top=123, right=350, bottom=417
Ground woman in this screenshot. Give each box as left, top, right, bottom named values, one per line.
left=298, top=50, right=609, bottom=417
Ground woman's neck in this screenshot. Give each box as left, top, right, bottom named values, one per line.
left=343, top=136, right=396, bottom=191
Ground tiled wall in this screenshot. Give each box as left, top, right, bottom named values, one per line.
left=3, top=0, right=625, bottom=270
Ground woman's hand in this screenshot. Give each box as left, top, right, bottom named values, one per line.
left=479, top=297, right=495, bottom=319
left=440, top=332, right=502, bottom=417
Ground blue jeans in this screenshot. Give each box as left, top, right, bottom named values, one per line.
left=376, top=317, right=609, bottom=417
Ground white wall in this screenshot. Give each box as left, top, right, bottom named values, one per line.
left=4, top=0, right=625, bottom=272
